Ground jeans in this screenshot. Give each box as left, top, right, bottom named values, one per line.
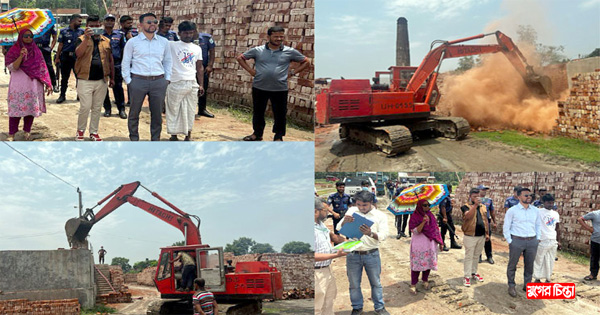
left=346, top=249, right=384, bottom=310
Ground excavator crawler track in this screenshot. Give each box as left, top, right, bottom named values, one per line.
left=340, top=124, right=413, bottom=156
left=431, top=116, right=470, bottom=140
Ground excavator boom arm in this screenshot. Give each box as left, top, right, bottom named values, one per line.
left=65, top=181, right=201, bottom=248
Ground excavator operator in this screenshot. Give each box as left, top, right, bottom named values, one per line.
left=171, top=251, right=196, bottom=291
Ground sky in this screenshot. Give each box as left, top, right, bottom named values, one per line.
left=0, top=142, right=314, bottom=264
left=315, top=0, right=600, bottom=79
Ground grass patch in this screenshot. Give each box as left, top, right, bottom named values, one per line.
left=558, top=249, right=589, bottom=266
left=472, top=131, right=600, bottom=163
left=317, top=188, right=337, bottom=196
left=81, top=305, right=117, bottom=315
left=207, top=102, right=313, bottom=132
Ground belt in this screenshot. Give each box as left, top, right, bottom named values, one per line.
left=353, top=248, right=378, bottom=255
left=512, top=235, right=536, bottom=241
left=61, top=52, right=75, bottom=57
left=132, top=73, right=164, bottom=80
left=314, top=265, right=330, bottom=269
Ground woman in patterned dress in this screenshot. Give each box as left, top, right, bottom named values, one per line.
left=409, top=199, right=444, bottom=294
left=5, top=29, right=52, bottom=140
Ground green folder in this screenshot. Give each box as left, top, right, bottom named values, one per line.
left=332, top=240, right=363, bottom=252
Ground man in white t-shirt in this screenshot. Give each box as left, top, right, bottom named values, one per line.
left=533, top=194, right=561, bottom=283
left=165, top=21, right=204, bottom=141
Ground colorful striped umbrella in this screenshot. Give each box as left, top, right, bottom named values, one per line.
left=0, top=8, right=56, bottom=46
left=387, top=184, right=449, bottom=215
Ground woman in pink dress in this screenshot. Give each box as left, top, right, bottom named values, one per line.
left=409, top=199, right=444, bottom=294
left=5, top=29, right=52, bottom=140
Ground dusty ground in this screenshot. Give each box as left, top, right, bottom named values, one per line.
left=109, top=284, right=314, bottom=314
left=326, top=196, right=600, bottom=314
left=0, top=71, right=313, bottom=141
left=316, top=124, right=600, bottom=172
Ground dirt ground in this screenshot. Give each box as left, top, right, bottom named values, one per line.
left=0, top=71, right=313, bottom=141
left=109, top=284, right=314, bottom=314
left=315, top=124, right=600, bottom=172
left=326, top=196, right=600, bottom=314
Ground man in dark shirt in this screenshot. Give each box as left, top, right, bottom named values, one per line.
left=34, top=25, right=58, bottom=92
left=504, top=186, right=521, bottom=211
left=55, top=14, right=84, bottom=103
left=194, top=26, right=216, bottom=118
left=326, top=181, right=352, bottom=234
left=460, top=188, right=489, bottom=287
left=479, top=185, right=496, bottom=264
left=157, top=17, right=179, bottom=41
left=74, top=15, right=114, bottom=141
left=439, top=184, right=461, bottom=251
left=533, top=188, right=547, bottom=207
left=118, top=15, right=137, bottom=107
left=102, top=14, right=127, bottom=119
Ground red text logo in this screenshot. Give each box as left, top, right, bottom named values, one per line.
left=526, top=283, right=576, bottom=299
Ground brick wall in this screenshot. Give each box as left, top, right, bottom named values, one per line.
left=0, top=299, right=80, bottom=315
left=110, top=0, right=315, bottom=126
left=553, top=71, right=600, bottom=143
left=454, top=172, right=600, bottom=256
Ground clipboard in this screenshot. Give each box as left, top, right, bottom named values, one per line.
left=339, top=212, right=374, bottom=240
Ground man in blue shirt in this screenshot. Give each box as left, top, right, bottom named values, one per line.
left=34, top=25, right=58, bottom=92
left=55, top=14, right=84, bottom=103
left=504, top=186, right=521, bottom=211
left=194, top=27, right=216, bottom=119
left=237, top=26, right=310, bottom=141
left=122, top=12, right=172, bottom=141
left=503, top=187, right=541, bottom=297
left=326, top=181, right=352, bottom=235
left=479, top=185, right=496, bottom=264
left=118, top=15, right=137, bottom=107
left=157, top=17, right=179, bottom=41
left=102, top=14, right=127, bottom=119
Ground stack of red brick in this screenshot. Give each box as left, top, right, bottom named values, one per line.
left=553, top=71, right=600, bottom=143
left=0, top=299, right=80, bottom=315
left=109, top=265, right=125, bottom=291
left=454, top=172, right=600, bottom=256
left=110, top=0, right=315, bottom=126
left=96, top=291, right=132, bottom=304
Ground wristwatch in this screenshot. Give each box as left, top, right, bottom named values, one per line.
left=370, top=232, right=375, bottom=238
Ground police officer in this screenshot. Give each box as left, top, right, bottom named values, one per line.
left=157, top=17, right=179, bottom=41
left=102, top=14, right=127, bottom=119
left=118, top=15, right=137, bottom=106
left=34, top=25, right=58, bottom=93
left=55, top=14, right=84, bottom=103
left=326, top=181, right=352, bottom=235
left=193, top=24, right=216, bottom=118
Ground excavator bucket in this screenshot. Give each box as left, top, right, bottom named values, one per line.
left=524, top=73, right=554, bottom=99
left=65, top=218, right=93, bottom=249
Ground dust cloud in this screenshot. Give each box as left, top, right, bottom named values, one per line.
left=439, top=53, right=563, bottom=132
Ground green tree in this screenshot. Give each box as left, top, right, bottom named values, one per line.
left=455, top=56, right=480, bottom=73
left=110, top=257, right=131, bottom=273
left=133, top=258, right=158, bottom=272
left=224, top=237, right=257, bottom=256
left=517, top=25, right=568, bottom=66
left=250, top=243, right=276, bottom=254
left=171, top=240, right=185, bottom=246
left=281, top=241, right=312, bottom=254
left=587, top=48, right=600, bottom=58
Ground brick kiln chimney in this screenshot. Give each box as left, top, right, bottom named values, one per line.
left=396, top=17, right=410, bottom=66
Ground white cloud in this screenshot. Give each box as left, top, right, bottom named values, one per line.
left=384, top=0, right=489, bottom=19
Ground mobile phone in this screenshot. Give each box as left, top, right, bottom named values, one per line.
left=91, top=27, right=104, bottom=36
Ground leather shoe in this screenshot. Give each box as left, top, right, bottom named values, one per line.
left=443, top=246, right=449, bottom=252
left=56, top=95, right=66, bottom=103
left=52, top=86, right=59, bottom=93
left=103, top=111, right=111, bottom=117
left=119, top=110, right=127, bottom=119
left=198, top=108, right=215, bottom=118
left=487, top=257, right=495, bottom=264
left=508, top=286, right=517, bottom=297
left=450, top=242, right=462, bottom=249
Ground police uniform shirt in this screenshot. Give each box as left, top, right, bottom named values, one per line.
left=158, top=30, right=179, bottom=42
left=196, top=33, right=215, bottom=67
left=34, top=27, right=56, bottom=53
left=102, top=29, right=125, bottom=64
left=58, top=27, right=85, bottom=53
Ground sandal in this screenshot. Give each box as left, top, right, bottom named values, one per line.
left=584, top=275, right=597, bottom=281
left=243, top=134, right=262, bottom=141
left=410, top=285, right=417, bottom=295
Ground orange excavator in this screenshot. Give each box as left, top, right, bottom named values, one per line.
left=316, top=31, right=553, bottom=156
left=65, top=181, right=283, bottom=314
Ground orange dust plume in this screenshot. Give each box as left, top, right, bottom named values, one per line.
left=438, top=53, right=564, bottom=133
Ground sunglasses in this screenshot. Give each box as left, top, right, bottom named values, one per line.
left=23, top=34, right=33, bottom=38
left=522, top=194, right=531, bottom=197
left=422, top=204, right=430, bottom=207
left=145, top=20, right=159, bottom=25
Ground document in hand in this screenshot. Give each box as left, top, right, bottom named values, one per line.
left=339, top=212, right=374, bottom=240
left=333, top=240, right=363, bottom=252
